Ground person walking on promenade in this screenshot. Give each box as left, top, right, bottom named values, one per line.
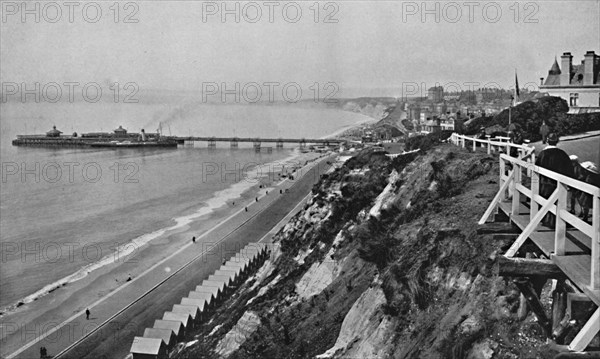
left=577, top=161, right=600, bottom=222
left=569, top=155, right=581, bottom=213
left=539, top=121, right=550, bottom=144
left=192, top=236, right=196, bottom=244
left=535, top=133, right=574, bottom=227
left=509, top=129, right=524, bottom=158
left=85, top=308, right=90, bottom=320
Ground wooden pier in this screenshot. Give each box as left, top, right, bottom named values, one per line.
left=451, top=133, right=600, bottom=352
left=169, top=136, right=342, bottom=150
left=12, top=135, right=342, bottom=150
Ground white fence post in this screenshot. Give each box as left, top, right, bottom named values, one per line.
left=592, top=195, right=600, bottom=289
left=554, top=182, right=569, bottom=256
left=511, top=161, right=522, bottom=215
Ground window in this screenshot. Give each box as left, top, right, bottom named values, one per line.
left=570, top=93, right=579, bottom=106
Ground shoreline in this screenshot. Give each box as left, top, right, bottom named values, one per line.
left=1, top=112, right=371, bottom=317
left=1, top=151, right=334, bottom=359
left=0, top=151, right=319, bottom=318
left=0, top=120, right=361, bottom=357
left=0, top=148, right=308, bottom=315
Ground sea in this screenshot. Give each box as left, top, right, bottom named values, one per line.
left=0, top=96, right=372, bottom=310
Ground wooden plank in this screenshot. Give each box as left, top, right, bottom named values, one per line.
left=500, top=154, right=600, bottom=196
left=476, top=222, right=521, bottom=234
left=568, top=307, right=600, bottom=351
left=479, top=174, right=513, bottom=225
left=496, top=256, right=566, bottom=278
left=552, top=255, right=600, bottom=306
left=505, top=189, right=559, bottom=258
left=555, top=183, right=569, bottom=256
left=512, top=163, right=522, bottom=215
left=558, top=210, right=593, bottom=238
left=529, top=231, right=588, bottom=257
left=593, top=195, right=600, bottom=290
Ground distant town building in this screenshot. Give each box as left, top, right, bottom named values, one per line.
left=427, top=86, right=444, bottom=103
left=444, top=94, right=460, bottom=101
left=420, top=109, right=432, bottom=123
left=422, top=117, right=441, bottom=133
left=407, top=104, right=420, bottom=121
left=540, top=51, right=600, bottom=113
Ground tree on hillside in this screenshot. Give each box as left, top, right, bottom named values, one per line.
left=465, top=96, right=600, bottom=141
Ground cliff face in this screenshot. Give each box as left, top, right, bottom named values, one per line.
left=340, top=99, right=391, bottom=120
left=178, top=140, right=560, bottom=359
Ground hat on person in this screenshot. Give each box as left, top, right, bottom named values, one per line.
left=569, top=155, right=579, bottom=161
left=547, top=133, right=559, bottom=145
left=581, top=161, right=599, bottom=174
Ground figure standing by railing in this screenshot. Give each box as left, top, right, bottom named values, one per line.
left=534, top=133, right=574, bottom=227
left=539, top=121, right=550, bottom=144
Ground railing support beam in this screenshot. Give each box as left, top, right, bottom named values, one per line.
left=555, top=182, right=569, bottom=256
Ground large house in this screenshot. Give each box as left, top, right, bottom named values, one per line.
left=540, top=51, right=600, bottom=113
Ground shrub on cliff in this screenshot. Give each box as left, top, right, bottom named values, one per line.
left=405, top=130, right=453, bottom=152
left=552, top=112, right=600, bottom=137
left=465, top=96, right=600, bottom=141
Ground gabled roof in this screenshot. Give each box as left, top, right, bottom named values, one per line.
left=188, top=290, right=215, bottom=305
left=543, top=57, right=562, bottom=86
left=543, top=74, right=561, bottom=86
left=208, top=274, right=235, bottom=286
left=195, top=285, right=220, bottom=299
left=130, top=336, right=164, bottom=355
left=570, top=64, right=585, bottom=85
left=163, top=311, right=191, bottom=328
left=202, top=280, right=228, bottom=294
left=46, top=126, right=62, bottom=135
left=143, top=328, right=176, bottom=346
left=214, top=269, right=239, bottom=282
left=180, top=297, right=207, bottom=312
left=172, top=304, right=201, bottom=319
left=153, top=319, right=184, bottom=336
left=549, top=57, right=561, bottom=75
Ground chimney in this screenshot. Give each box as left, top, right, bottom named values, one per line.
left=583, top=50, right=597, bottom=85
left=540, top=77, right=544, bottom=85
left=141, top=129, right=146, bottom=141
left=560, top=52, right=573, bottom=85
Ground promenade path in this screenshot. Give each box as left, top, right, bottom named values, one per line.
left=531, top=131, right=600, bottom=165
left=3, top=154, right=333, bottom=359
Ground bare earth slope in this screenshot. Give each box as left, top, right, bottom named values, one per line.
left=176, top=140, right=575, bottom=359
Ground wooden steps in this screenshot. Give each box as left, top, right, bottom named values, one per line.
left=497, top=200, right=599, bottom=306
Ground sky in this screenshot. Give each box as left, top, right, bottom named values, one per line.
left=1, top=0, right=599, bottom=98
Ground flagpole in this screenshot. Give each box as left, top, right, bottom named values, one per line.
left=509, top=69, right=519, bottom=127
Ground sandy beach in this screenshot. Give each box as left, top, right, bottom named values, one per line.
left=0, top=146, right=332, bottom=358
